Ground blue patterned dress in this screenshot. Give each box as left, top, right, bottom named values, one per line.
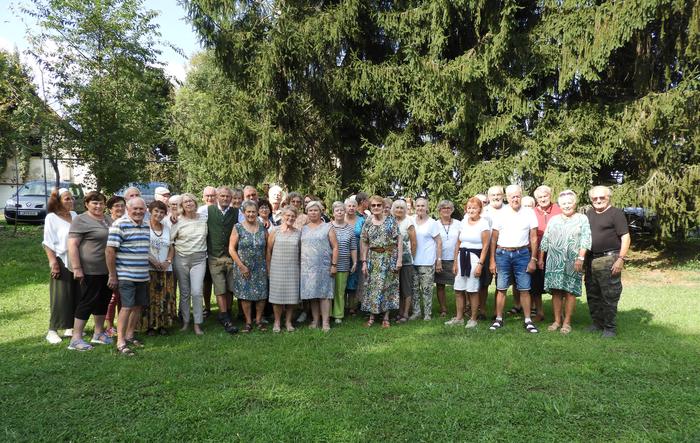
left=361, top=216, right=400, bottom=314
left=300, top=223, right=335, bottom=300
left=232, top=221, right=268, bottom=301
left=540, top=213, right=592, bottom=297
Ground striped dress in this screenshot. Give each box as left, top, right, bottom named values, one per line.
left=332, top=223, right=356, bottom=272
left=268, top=228, right=301, bottom=305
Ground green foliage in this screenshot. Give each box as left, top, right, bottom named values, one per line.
left=178, top=0, right=699, bottom=235
left=23, top=0, right=174, bottom=193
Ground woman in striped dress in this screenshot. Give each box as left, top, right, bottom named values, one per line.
left=330, top=201, right=357, bottom=324
left=266, top=206, right=302, bottom=333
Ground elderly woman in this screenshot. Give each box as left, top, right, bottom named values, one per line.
left=230, top=200, right=269, bottom=332
left=383, top=197, right=393, bottom=217
left=360, top=195, right=402, bottom=327
left=391, top=199, right=416, bottom=323
left=446, top=197, right=490, bottom=328
left=257, top=198, right=275, bottom=230
left=171, top=193, right=208, bottom=335
left=522, top=196, right=536, bottom=209
left=409, top=197, right=442, bottom=321
left=329, top=201, right=357, bottom=324
left=66, top=191, right=112, bottom=351
left=344, top=197, right=365, bottom=315
left=435, top=199, right=459, bottom=318
left=300, top=201, right=339, bottom=331
left=287, top=192, right=307, bottom=230
left=539, top=190, right=592, bottom=334
left=104, top=195, right=127, bottom=336
left=266, top=206, right=301, bottom=332
left=142, top=200, right=176, bottom=336
left=164, top=194, right=181, bottom=229
left=43, top=188, right=79, bottom=344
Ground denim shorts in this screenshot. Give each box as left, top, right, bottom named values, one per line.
left=118, top=280, right=149, bottom=308
left=495, top=247, right=531, bottom=291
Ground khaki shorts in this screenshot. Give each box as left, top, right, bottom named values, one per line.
left=208, top=255, right=235, bottom=295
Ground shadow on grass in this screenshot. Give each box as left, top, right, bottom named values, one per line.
left=628, top=237, right=700, bottom=270
left=0, top=307, right=41, bottom=323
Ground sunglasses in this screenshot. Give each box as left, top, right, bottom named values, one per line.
left=591, top=196, right=608, bottom=201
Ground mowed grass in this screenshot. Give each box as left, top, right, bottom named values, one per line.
left=1, top=225, right=699, bottom=442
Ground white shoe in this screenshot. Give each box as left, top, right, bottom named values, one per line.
left=63, top=329, right=73, bottom=337
left=296, top=312, right=307, bottom=323
left=334, top=319, right=342, bottom=324
left=46, top=330, right=62, bottom=344
left=444, top=318, right=464, bottom=326
left=465, top=319, right=478, bottom=329
left=408, top=313, right=422, bottom=321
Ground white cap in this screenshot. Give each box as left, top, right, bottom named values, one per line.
left=155, top=186, right=171, bottom=195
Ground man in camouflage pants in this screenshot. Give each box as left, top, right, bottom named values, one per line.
left=585, top=186, right=631, bottom=338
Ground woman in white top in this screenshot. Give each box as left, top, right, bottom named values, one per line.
left=391, top=199, right=416, bottom=322
left=446, top=197, right=490, bottom=328
left=409, top=197, right=442, bottom=321
left=434, top=200, right=460, bottom=318
left=171, top=193, right=208, bottom=335
left=42, top=188, right=78, bottom=344
left=143, top=200, right=176, bottom=335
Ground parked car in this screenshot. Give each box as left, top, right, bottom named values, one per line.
left=115, top=181, right=171, bottom=204
left=3, top=180, right=85, bottom=225
left=624, top=207, right=658, bottom=235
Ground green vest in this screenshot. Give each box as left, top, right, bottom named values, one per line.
left=207, top=205, right=239, bottom=258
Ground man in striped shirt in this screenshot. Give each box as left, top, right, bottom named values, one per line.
left=106, top=197, right=150, bottom=355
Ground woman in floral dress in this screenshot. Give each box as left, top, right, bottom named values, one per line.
left=230, top=200, right=269, bottom=332
left=539, top=190, right=592, bottom=334
left=360, top=195, right=403, bottom=328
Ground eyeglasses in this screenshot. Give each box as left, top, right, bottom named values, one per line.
left=591, top=196, right=608, bottom=201
left=370, top=203, right=384, bottom=208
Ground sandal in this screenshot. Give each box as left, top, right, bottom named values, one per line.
left=126, top=338, right=144, bottom=348
left=560, top=324, right=572, bottom=335
left=242, top=323, right=253, bottom=333
left=286, top=325, right=296, bottom=332
left=67, top=339, right=93, bottom=351
left=489, top=319, right=504, bottom=331
left=547, top=322, right=561, bottom=332
left=256, top=321, right=268, bottom=332
left=439, top=310, right=448, bottom=318
left=117, top=344, right=135, bottom=356
left=396, top=316, right=408, bottom=324
left=364, top=317, right=375, bottom=327
left=508, top=306, right=523, bottom=315
left=381, top=319, right=390, bottom=329
left=272, top=325, right=281, bottom=333
left=524, top=320, right=539, bottom=334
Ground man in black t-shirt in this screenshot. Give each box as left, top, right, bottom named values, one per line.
left=585, top=186, right=631, bottom=338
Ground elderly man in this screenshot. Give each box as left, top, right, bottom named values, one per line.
left=154, top=186, right=171, bottom=205
left=489, top=184, right=540, bottom=333
left=585, top=186, right=631, bottom=338
left=532, top=185, right=562, bottom=321
left=123, top=186, right=141, bottom=201
left=478, top=186, right=504, bottom=318
left=207, top=186, right=240, bottom=334
left=106, top=197, right=150, bottom=355
left=197, top=186, right=218, bottom=219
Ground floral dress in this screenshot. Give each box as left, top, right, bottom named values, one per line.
left=232, top=221, right=268, bottom=301
left=361, top=216, right=400, bottom=314
left=540, top=213, right=592, bottom=297
left=300, top=223, right=334, bottom=300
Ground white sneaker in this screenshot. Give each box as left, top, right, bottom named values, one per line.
left=46, top=330, right=62, bottom=344
left=296, top=312, right=307, bottom=323
left=465, top=319, right=478, bottom=329
left=444, top=318, right=464, bottom=326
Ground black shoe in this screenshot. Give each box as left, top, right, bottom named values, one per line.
left=601, top=329, right=616, bottom=338
left=585, top=324, right=603, bottom=333
left=224, top=321, right=239, bottom=334
left=203, top=308, right=211, bottom=319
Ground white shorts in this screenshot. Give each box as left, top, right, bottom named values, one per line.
left=453, top=251, right=480, bottom=292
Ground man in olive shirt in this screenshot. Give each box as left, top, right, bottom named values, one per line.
left=585, top=186, right=631, bottom=338
left=208, top=186, right=239, bottom=334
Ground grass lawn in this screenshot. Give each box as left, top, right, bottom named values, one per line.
left=1, top=224, right=699, bottom=442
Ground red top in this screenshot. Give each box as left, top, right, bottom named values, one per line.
left=535, top=203, right=562, bottom=246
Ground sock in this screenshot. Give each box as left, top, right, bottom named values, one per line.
left=525, top=317, right=532, bottom=323
left=496, top=316, right=502, bottom=321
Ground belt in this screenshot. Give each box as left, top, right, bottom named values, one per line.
left=497, top=245, right=529, bottom=252
left=591, top=250, right=618, bottom=259
left=370, top=247, right=393, bottom=253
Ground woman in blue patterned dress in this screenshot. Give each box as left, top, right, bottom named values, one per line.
left=300, top=201, right=339, bottom=332
left=539, top=190, right=592, bottom=334
left=230, top=200, right=269, bottom=332
left=360, top=195, right=403, bottom=328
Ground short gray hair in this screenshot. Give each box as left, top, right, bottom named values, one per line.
left=126, top=197, right=145, bottom=208
left=344, top=197, right=357, bottom=206
left=280, top=205, right=298, bottom=217
left=487, top=186, right=504, bottom=196
left=588, top=185, right=611, bottom=199
left=240, top=200, right=258, bottom=212
left=505, top=184, right=522, bottom=196
left=305, top=200, right=324, bottom=213
left=332, top=201, right=345, bottom=212
left=437, top=199, right=454, bottom=211
left=534, top=185, right=553, bottom=198
left=391, top=199, right=407, bottom=211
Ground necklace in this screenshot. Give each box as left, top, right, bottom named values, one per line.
left=442, top=219, right=452, bottom=236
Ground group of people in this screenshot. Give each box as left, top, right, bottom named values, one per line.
left=42, top=181, right=630, bottom=355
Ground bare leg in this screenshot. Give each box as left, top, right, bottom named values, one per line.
left=216, top=294, right=229, bottom=317
left=513, top=288, right=522, bottom=310
left=563, top=293, right=576, bottom=327
left=309, top=300, right=320, bottom=328
left=468, top=292, right=479, bottom=321
left=285, top=305, right=295, bottom=331
left=194, top=323, right=204, bottom=335
left=125, top=306, right=141, bottom=339
left=93, top=314, right=105, bottom=335
left=321, top=299, right=331, bottom=330
left=436, top=284, right=447, bottom=315
left=71, top=318, right=87, bottom=342
left=478, top=286, right=488, bottom=317
left=116, top=308, right=132, bottom=348
left=520, top=290, right=532, bottom=320
left=551, top=290, right=563, bottom=325
left=453, top=291, right=465, bottom=320
left=242, top=300, right=252, bottom=325
left=273, top=304, right=283, bottom=330
left=255, top=300, right=266, bottom=324
left=495, top=290, right=507, bottom=318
